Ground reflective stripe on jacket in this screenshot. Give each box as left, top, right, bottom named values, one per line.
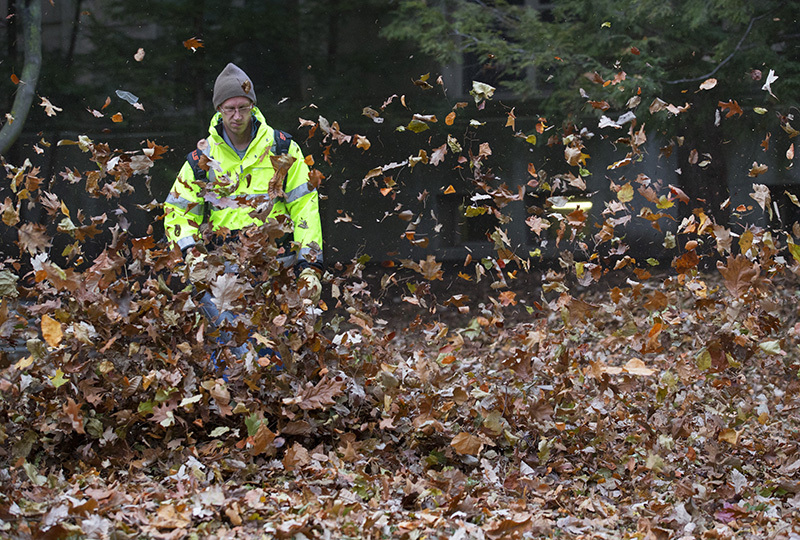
left=164, top=107, right=322, bottom=269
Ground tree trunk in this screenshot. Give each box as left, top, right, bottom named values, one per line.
left=0, top=0, right=42, bottom=156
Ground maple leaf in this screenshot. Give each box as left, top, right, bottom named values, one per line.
left=716, top=255, right=758, bottom=298
left=211, top=273, right=244, bottom=312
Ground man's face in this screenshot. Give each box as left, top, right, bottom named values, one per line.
left=218, top=96, right=253, bottom=138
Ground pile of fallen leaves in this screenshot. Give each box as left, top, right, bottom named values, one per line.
left=2, top=77, right=800, bottom=539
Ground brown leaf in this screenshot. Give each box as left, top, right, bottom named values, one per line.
left=269, top=153, right=296, bottom=199
left=486, top=513, right=533, bottom=539
left=210, top=273, right=243, bottom=312
left=63, top=398, right=85, bottom=434
left=17, top=222, right=52, bottom=255
left=251, top=423, right=277, bottom=456
left=431, top=143, right=447, bottom=166
left=419, top=255, right=443, bottom=281
left=287, top=376, right=345, bottom=410
left=716, top=255, right=758, bottom=299
left=748, top=163, right=768, bottom=178
left=283, top=442, right=311, bottom=471
left=451, top=431, right=484, bottom=456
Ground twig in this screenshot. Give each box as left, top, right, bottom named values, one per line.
left=667, top=13, right=767, bottom=85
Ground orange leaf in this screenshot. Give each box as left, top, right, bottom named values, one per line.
left=42, top=314, right=63, bottom=348
left=445, top=111, right=456, bottom=125
left=182, top=36, right=204, bottom=51
left=10, top=73, right=19, bottom=85
left=443, top=185, right=456, bottom=194
left=718, top=100, right=743, bottom=118
left=111, top=112, right=124, bottom=123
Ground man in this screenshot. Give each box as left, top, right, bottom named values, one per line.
left=164, top=62, right=322, bottom=359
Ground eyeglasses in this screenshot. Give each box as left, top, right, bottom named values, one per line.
left=219, top=104, right=253, bottom=116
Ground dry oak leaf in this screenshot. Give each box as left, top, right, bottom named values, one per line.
left=717, top=255, right=758, bottom=299
left=18, top=222, right=52, bottom=255
left=285, top=376, right=345, bottom=410
left=63, top=398, right=85, bottom=434
left=39, top=96, right=62, bottom=116
left=283, top=442, right=311, bottom=471
left=210, top=273, right=243, bottom=312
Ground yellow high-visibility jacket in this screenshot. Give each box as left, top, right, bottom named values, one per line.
left=164, top=107, right=322, bottom=270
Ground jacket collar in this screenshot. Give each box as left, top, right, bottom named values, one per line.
left=209, top=106, right=269, bottom=145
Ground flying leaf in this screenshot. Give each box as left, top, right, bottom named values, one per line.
left=419, top=255, right=443, bottom=281
left=210, top=273, right=243, bottom=312
left=749, top=183, right=770, bottom=211
left=111, top=112, right=124, bottom=123
left=762, top=68, right=778, bottom=99
left=134, top=47, right=145, bottom=62
left=431, top=143, right=447, bottom=166
left=183, top=36, right=204, bottom=51
left=617, top=183, right=634, bottom=203
left=470, top=81, right=495, bottom=105
left=39, top=96, right=62, bottom=117
left=748, top=163, right=768, bottom=177
left=716, top=255, right=757, bottom=299
left=699, top=78, right=717, bottom=90
left=718, top=100, right=743, bottom=118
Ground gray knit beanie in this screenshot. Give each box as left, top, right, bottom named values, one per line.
left=212, top=63, right=257, bottom=109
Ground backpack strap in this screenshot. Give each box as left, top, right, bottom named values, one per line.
left=272, top=128, right=292, bottom=155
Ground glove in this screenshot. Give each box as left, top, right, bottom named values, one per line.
left=298, top=267, right=322, bottom=305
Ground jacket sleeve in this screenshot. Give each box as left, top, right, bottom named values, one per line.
left=283, top=141, right=323, bottom=270
left=163, top=161, right=205, bottom=252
